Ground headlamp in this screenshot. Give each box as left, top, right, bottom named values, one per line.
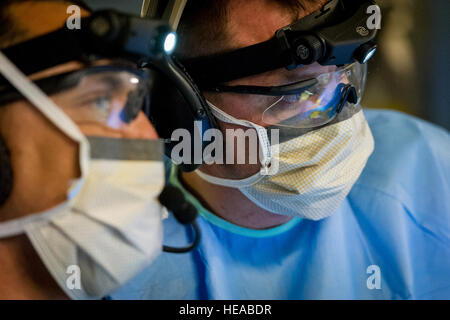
left=180, top=0, right=379, bottom=87
left=0, top=10, right=176, bottom=82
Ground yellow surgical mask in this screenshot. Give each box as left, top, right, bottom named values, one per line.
left=196, top=101, right=374, bottom=220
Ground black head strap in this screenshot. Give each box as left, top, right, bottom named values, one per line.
left=2, top=29, right=84, bottom=80
left=182, top=37, right=293, bottom=88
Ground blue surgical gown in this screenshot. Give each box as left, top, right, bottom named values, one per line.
left=112, top=109, right=450, bottom=300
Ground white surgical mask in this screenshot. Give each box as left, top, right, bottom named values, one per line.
left=196, top=101, right=374, bottom=220
left=0, top=52, right=167, bottom=299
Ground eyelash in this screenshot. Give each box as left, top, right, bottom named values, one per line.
left=79, top=91, right=113, bottom=108
left=91, top=95, right=112, bottom=109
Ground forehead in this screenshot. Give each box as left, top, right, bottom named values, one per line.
left=218, top=0, right=330, bottom=86
left=226, top=0, right=328, bottom=48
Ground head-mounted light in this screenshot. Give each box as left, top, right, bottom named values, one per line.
left=180, top=0, right=379, bottom=87
left=0, top=9, right=175, bottom=82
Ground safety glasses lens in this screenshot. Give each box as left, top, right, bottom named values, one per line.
left=50, top=69, right=151, bottom=130
left=262, top=63, right=366, bottom=128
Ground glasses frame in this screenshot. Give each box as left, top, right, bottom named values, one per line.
left=0, top=64, right=152, bottom=105
left=205, top=63, right=361, bottom=98
left=206, top=78, right=319, bottom=96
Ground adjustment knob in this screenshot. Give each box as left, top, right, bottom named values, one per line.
left=294, top=35, right=324, bottom=65
left=87, top=11, right=122, bottom=42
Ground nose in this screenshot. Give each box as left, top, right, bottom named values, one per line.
left=121, top=111, right=159, bottom=140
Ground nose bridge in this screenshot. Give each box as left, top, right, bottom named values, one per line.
left=120, top=111, right=159, bottom=140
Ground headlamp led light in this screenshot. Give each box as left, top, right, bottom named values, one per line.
left=164, top=32, right=178, bottom=53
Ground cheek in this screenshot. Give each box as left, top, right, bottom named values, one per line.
left=207, top=93, right=272, bottom=126
left=78, top=112, right=159, bottom=140
left=121, top=112, right=159, bottom=140
left=0, top=102, right=81, bottom=214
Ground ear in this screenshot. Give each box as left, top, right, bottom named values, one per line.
left=0, top=134, right=13, bottom=207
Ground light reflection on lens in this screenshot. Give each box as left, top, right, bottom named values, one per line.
left=130, top=77, right=140, bottom=84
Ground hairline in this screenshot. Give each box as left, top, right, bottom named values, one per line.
left=176, top=0, right=326, bottom=58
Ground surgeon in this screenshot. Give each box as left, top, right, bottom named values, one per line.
left=112, top=0, right=450, bottom=300
left=0, top=0, right=185, bottom=299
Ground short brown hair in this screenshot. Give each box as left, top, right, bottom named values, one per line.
left=0, top=0, right=90, bottom=48
left=176, top=0, right=324, bottom=58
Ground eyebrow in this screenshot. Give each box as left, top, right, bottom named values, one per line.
left=95, top=74, right=125, bottom=91
left=282, top=68, right=324, bottom=84
left=253, top=65, right=323, bottom=87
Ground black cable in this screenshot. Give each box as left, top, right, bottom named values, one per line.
left=162, top=220, right=201, bottom=254
left=159, top=185, right=201, bottom=254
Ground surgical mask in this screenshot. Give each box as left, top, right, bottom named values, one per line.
left=196, top=101, right=374, bottom=220
left=0, top=52, right=167, bottom=299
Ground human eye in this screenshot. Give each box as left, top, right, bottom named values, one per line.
left=88, top=94, right=113, bottom=111
left=70, top=90, right=117, bottom=124
left=282, top=91, right=314, bottom=104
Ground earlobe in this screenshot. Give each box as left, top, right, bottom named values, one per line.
left=0, top=134, right=13, bottom=207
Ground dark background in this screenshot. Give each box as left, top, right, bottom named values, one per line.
left=86, top=0, right=450, bottom=131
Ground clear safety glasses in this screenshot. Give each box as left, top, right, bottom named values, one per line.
left=209, top=62, right=367, bottom=129
left=262, top=63, right=366, bottom=128
left=0, top=64, right=153, bottom=129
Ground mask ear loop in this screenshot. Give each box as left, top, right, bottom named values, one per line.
left=0, top=203, right=69, bottom=238
left=0, top=51, right=90, bottom=182
left=206, top=101, right=273, bottom=175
